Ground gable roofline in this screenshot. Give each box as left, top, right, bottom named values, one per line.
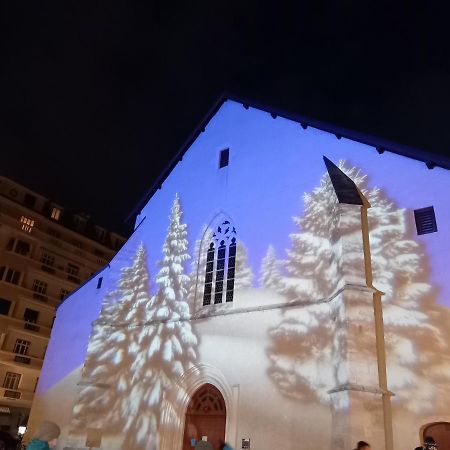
left=125, top=93, right=450, bottom=223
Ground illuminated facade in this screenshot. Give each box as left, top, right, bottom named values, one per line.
left=27, top=97, right=450, bottom=450
left=0, top=176, right=125, bottom=436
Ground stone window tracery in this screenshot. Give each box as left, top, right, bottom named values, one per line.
left=202, top=220, right=237, bottom=306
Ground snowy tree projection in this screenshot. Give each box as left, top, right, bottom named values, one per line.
left=259, top=245, right=281, bottom=290
left=71, top=243, right=153, bottom=433
left=234, top=242, right=254, bottom=291
left=70, top=195, right=198, bottom=450
left=268, top=162, right=450, bottom=412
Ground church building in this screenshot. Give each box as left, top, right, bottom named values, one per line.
left=27, top=96, right=450, bottom=450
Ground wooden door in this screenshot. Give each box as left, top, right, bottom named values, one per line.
left=424, top=422, right=450, bottom=450
left=183, top=384, right=226, bottom=450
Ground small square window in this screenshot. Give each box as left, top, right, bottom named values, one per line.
left=219, top=148, right=229, bottom=168
left=414, top=206, right=437, bottom=235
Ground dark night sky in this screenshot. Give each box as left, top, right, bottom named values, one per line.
left=1, top=2, right=450, bottom=235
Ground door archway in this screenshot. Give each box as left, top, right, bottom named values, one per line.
left=423, top=422, right=450, bottom=450
left=183, top=383, right=226, bottom=450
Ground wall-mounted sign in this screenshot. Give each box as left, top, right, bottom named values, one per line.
left=242, top=438, right=250, bottom=449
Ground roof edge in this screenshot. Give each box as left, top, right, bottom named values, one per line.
left=125, top=93, right=450, bottom=224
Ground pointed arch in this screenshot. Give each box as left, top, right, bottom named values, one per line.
left=159, top=364, right=238, bottom=450
left=191, top=212, right=238, bottom=311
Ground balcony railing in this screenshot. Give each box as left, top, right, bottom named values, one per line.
left=4, top=390, right=21, bottom=399
left=0, top=387, right=34, bottom=405
left=0, top=350, right=43, bottom=370
left=14, top=355, right=31, bottom=365
left=67, top=274, right=80, bottom=284
left=24, top=322, right=40, bottom=332
left=32, top=292, right=48, bottom=302
left=40, top=264, right=55, bottom=274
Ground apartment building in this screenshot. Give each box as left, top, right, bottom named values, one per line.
left=0, top=175, right=125, bottom=436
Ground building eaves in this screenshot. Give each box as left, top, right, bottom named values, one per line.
left=125, top=93, right=450, bottom=223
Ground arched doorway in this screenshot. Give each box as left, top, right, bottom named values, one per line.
left=183, top=383, right=226, bottom=450
left=423, top=422, right=450, bottom=450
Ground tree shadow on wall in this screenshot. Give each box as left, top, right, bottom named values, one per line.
left=267, top=162, right=450, bottom=414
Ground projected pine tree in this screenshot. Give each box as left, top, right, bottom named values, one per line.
left=71, top=243, right=153, bottom=432
left=187, top=225, right=210, bottom=310
left=268, top=162, right=450, bottom=412
left=122, top=194, right=198, bottom=450
left=260, top=245, right=281, bottom=290
left=235, top=242, right=254, bottom=290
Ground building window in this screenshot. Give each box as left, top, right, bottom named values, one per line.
left=414, top=206, right=437, bottom=235
left=6, top=238, right=14, bottom=251
left=6, top=238, right=30, bottom=256
left=14, top=240, right=30, bottom=256
left=96, top=277, right=103, bottom=289
left=219, top=148, right=229, bottom=168
left=60, top=289, right=70, bottom=300
left=0, top=299, right=11, bottom=316
left=13, top=339, right=30, bottom=355
left=0, top=267, right=21, bottom=285
left=23, top=193, right=36, bottom=208
left=3, top=372, right=21, bottom=390
left=95, top=227, right=106, bottom=242
left=24, top=308, right=39, bottom=324
left=40, top=252, right=55, bottom=267
left=20, top=216, right=35, bottom=233
left=203, top=220, right=237, bottom=305
left=32, top=279, right=47, bottom=295
left=73, top=215, right=87, bottom=233
left=67, top=263, right=79, bottom=276
left=50, top=207, right=61, bottom=221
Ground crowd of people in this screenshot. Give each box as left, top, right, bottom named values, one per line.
left=18, top=422, right=441, bottom=450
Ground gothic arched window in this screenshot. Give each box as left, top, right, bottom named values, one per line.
left=202, top=221, right=237, bottom=306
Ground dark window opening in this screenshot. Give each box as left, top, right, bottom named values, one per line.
left=96, top=277, right=103, bottom=289
left=15, top=240, right=30, bottom=256
left=214, top=241, right=226, bottom=304
left=226, top=238, right=237, bottom=302
left=24, top=308, right=39, bottom=324
left=414, top=206, right=437, bottom=235
left=23, top=193, right=36, bottom=208
left=0, top=299, right=11, bottom=316
left=219, top=148, right=229, bottom=168
left=203, top=243, right=215, bottom=306
left=5, top=269, right=20, bottom=285
left=6, top=239, right=14, bottom=251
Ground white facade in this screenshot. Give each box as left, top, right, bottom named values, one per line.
left=27, top=99, right=450, bottom=450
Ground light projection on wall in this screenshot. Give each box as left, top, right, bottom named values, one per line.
left=267, top=162, right=450, bottom=412
left=36, top=153, right=450, bottom=450
left=71, top=196, right=199, bottom=450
